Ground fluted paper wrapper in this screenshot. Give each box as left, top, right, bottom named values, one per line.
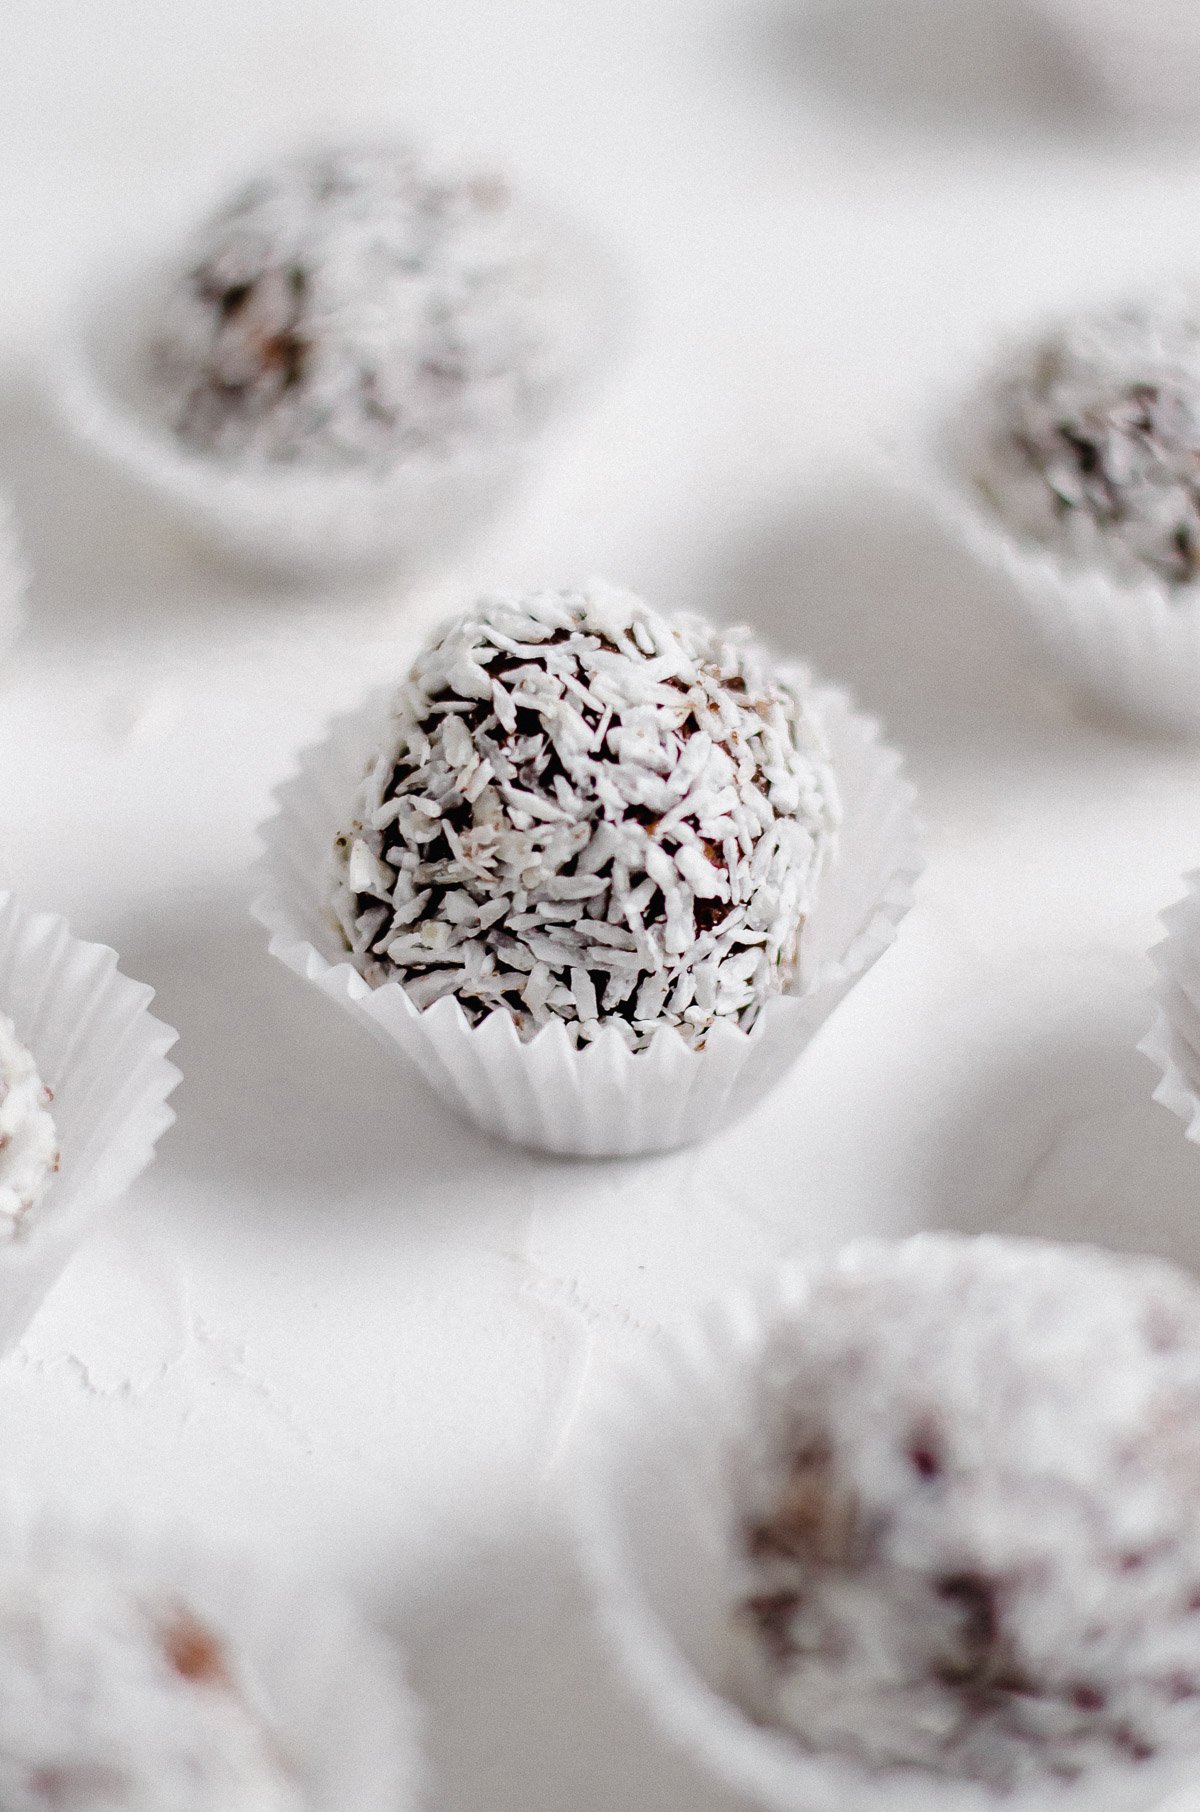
left=52, top=213, right=619, bottom=587
left=572, top=1256, right=1200, bottom=1812
left=252, top=681, right=919, bottom=1159
left=0, top=1508, right=423, bottom=1812
left=917, top=417, right=1200, bottom=739
left=1142, top=872, right=1200, bottom=1145
left=0, top=491, right=27, bottom=659
left=1037, top=0, right=1200, bottom=121
left=0, top=891, right=179, bottom=1356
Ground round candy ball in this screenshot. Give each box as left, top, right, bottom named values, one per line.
left=332, top=582, right=839, bottom=1052
left=732, top=1237, right=1200, bottom=1789
left=970, top=298, right=1200, bottom=590
left=146, top=143, right=566, bottom=470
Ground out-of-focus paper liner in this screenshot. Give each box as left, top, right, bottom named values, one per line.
left=0, top=1508, right=424, bottom=1812
left=1143, top=873, right=1200, bottom=1145
left=913, top=423, right=1200, bottom=739
left=571, top=1257, right=1199, bottom=1812
left=252, top=679, right=921, bottom=1159
left=0, top=492, right=27, bottom=659
left=1037, top=0, right=1200, bottom=120
left=0, top=892, right=180, bottom=1355
left=52, top=211, right=624, bottom=586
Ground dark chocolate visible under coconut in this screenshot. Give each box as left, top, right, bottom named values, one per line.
left=331, top=582, right=839, bottom=1052
left=968, top=300, right=1200, bottom=591
left=146, top=144, right=565, bottom=470
left=732, top=1237, right=1200, bottom=1791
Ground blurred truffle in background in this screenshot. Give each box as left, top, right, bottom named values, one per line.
left=925, top=291, right=1200, bottom=737
left=1032, top=0, right=1200, bottom=124
left=580, top=1236, right=1200, bottom=1810
left=770, top=0, right=1200, bottom=141
left=55, top=141, right=614, bottom=584
left=967, top=295, right=1200, bottom=593
left=0, top=1519, right=421, bottom=1812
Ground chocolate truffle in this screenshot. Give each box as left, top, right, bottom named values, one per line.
left=146, top=144, right=566, bottom=470
left=0, top=1565, right=300, bottom=1810
left=332, top=582, right=839, bottom=1051
left=969, top=299, right=1200, bottom=590
left=732, top=1238, right=1200, bottom=1790
left=0, top=1012, right=58, bottom=1239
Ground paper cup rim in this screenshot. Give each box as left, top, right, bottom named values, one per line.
left=0, top=1502, right=425, bottom=1812
left=250, top=675, right=922, bottom=1083
left=573, top=1242, right=1200, bottom=1812
left=0, top=889, right=180, bottom=1262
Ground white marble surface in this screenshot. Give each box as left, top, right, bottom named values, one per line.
left=3, top=2, right=1200, bottom=1807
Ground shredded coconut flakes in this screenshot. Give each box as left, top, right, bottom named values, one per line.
left=331, top=581, right=839, bottom=1052
left=146, top=143, right=568, bottom=470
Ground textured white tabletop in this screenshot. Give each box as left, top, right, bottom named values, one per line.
left=4, top=2, right=1200, bottom=1807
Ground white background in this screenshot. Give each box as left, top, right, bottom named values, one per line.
left=4, top=2, right=1200, bottom=1807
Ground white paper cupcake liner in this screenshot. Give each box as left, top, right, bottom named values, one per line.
left=52, top=209, right=620, bottom=587
left=1035, top=1, right=1200, bottom=121
left=572, top=1247, right=1200, bottom=1812
left=0, top=491, right=28, bottom=660
left=914, top=408, right=1200, bottom=739
left=251, top=678, right=920, bottom=1159
left=0, top=891, right=179, bottom=1357
left=1142, top=871, right=1200, bottom=1144
left=0, top=1506, right=423, bottom=1812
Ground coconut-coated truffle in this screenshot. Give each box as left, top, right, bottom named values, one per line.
left=0, top=1012, right=58, bottom=1240
left=732, top=1237, right=1200, bottom=1791
left=969, top=299, right=1200, bottom=589
left=146, top=144, right=566, bottom=469
left=0, top=1565, right=300, bottom=1811
left=331, top=582, right=839, bottom=1052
